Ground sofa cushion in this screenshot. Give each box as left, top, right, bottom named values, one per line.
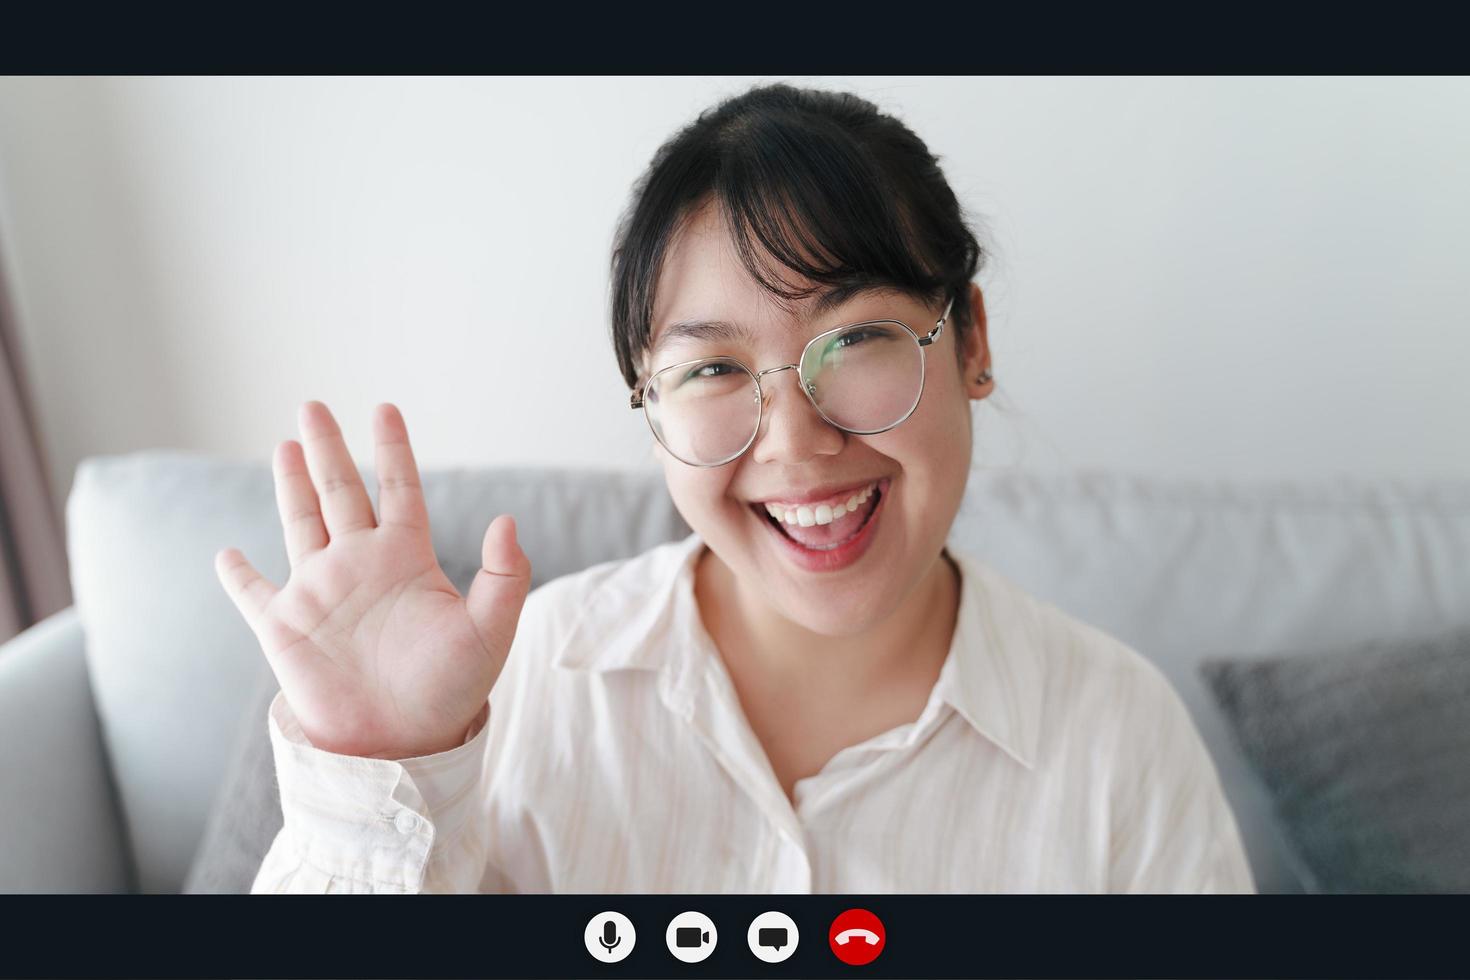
left=66, top=450, right=1470, bottom=893
left=183, top=673, right=282, bottom=894
left=1201, top=628, right=1470, bottom=892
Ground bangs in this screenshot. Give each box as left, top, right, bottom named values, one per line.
left=610, top=83, right=984, bottom=389
left=710, top=111, right=947, bottom=319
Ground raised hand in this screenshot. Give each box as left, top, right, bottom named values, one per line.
left=215, top=401, right=532, bottom=760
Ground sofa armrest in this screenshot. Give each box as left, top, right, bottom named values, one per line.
left=0, top=607, right=133, bottom=892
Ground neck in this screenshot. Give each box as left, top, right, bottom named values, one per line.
left=695, top=544, right=962, bottom=698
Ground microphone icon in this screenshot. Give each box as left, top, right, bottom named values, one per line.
left=600, top=919, right=621, bottom=956
left=585, top=911, right=634, bottom=962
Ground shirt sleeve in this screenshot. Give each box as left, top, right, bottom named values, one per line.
left=250, top=690, right=503, bottom=893
left=1106, top=664, right=1258, bottom=894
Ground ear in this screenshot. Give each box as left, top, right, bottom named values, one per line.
left=958, top=281, right=993, bottom=401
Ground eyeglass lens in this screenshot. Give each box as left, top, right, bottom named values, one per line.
left=644, top=322, right=925, bottom=466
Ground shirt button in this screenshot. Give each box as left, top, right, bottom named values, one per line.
left=393, top=809, right=420, bottom=834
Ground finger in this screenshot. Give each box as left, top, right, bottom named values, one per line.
left=372, top=403, right=430, bottom=533
left=297, top=400, right=377, bottom=537
left=465, top=514, right=533, bottom=658
left=273, top=440, right=328, bottom=566
left=214, top=547, right=280, bottom=635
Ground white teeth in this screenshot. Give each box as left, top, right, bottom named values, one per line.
left=759, top=480, right=879, bottom=526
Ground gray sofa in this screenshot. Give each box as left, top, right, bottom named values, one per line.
left=2, top=450, right=1467, bottom=893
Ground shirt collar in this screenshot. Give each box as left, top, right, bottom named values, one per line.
left=932, top=545, right=1044, bottom=770
left=550, top=531, right=705, bottom=674
left=551, top=531, right=1043, bottom=769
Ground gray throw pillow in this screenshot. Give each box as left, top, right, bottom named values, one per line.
left=1201, top=627, right=1470, bottom=893
left=182, top=673, right=282, bottom=894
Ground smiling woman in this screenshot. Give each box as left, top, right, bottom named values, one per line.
left=229, top=81, right=1256, bottom=895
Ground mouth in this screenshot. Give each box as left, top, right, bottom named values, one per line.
left=747, top=476, right=890, bottom=572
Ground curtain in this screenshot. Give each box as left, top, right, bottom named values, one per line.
left=0, top=240, right=71, bottom=645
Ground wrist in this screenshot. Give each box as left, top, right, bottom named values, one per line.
left=369, top=702, right=490, bottom=760
left=461, top=701, right=491, bottom=745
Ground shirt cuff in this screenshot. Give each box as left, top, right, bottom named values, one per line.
left=266, top=690, right=490, bottom=890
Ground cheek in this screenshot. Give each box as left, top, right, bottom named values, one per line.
left=662, top=465, right=739, bottom=528
left=919, top=361, right=971, bottom=421
left=913, top=374, right=975, bottom=463
left=875, top=380, right=973, bottom=468
left=862, top=398, right=972, bottom=526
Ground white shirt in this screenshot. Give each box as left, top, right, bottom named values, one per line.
left=252, top=531, right=1256, bottom=894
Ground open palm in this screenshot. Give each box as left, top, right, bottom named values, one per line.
left=215, top=401, right=532, bottom=759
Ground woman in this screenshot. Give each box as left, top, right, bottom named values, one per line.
left=215, top=82, right=1254, bottom=893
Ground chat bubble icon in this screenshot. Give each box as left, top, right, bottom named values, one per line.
left=758, top=927, right=788, bottom=952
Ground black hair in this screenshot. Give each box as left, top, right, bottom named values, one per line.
left=608, top=82, right=989, bottom=390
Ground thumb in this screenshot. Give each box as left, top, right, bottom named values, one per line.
left=465, top=514, right=533, bottom=657
left=214, top=547, right=279, bottom=639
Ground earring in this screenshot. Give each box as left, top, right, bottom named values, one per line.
left=975, top=369, right=992, bottom=384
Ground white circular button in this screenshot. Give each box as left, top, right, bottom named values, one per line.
left=747, top=910, right=799, bottom=963
left=584, top=911, right=635, bottom=963
left=665, top=910, right=718, bottom=963
left=393, top=809, right=419, bottom=834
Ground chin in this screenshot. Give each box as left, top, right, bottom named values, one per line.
left=771, top=587, right=897, bottom=638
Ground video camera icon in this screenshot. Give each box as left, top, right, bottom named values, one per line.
left=665, top=911, right=718, bottom=963
left=676, top=926, right=710, bottom=948
left=747, top=910, right=799, bottom=963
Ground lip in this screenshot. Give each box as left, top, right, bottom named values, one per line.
left=748, top=477, right=886, bottom=509
left=751, top=476, right=891, bottom=573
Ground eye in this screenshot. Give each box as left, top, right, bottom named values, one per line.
left=834, top=327, right=878, bottom=349
left=683, top=361, right=735, bottom=383
left=811, top=326, right=880, bottom=370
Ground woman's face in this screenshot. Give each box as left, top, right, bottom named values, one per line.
left=645, top=201, right=993, bottom=637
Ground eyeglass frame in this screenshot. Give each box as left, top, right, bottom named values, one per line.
left=629, top=294, right=955, bottom=467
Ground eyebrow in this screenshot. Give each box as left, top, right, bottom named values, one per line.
left=651, top=283, right=914, bottom=355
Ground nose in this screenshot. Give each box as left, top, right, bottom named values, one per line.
left=749, top=365, right=845, bottom=465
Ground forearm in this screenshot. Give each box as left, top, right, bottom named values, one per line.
left=251, top=691, right=495, bottom=894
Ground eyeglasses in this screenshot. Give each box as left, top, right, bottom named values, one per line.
left=630, top=295, right=954, bottom=467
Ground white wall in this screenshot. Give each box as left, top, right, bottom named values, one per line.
left=2, top=76, right=1468, bottom=514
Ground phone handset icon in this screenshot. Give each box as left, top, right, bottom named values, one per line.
left=829, top=908, right=885, bottom=965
